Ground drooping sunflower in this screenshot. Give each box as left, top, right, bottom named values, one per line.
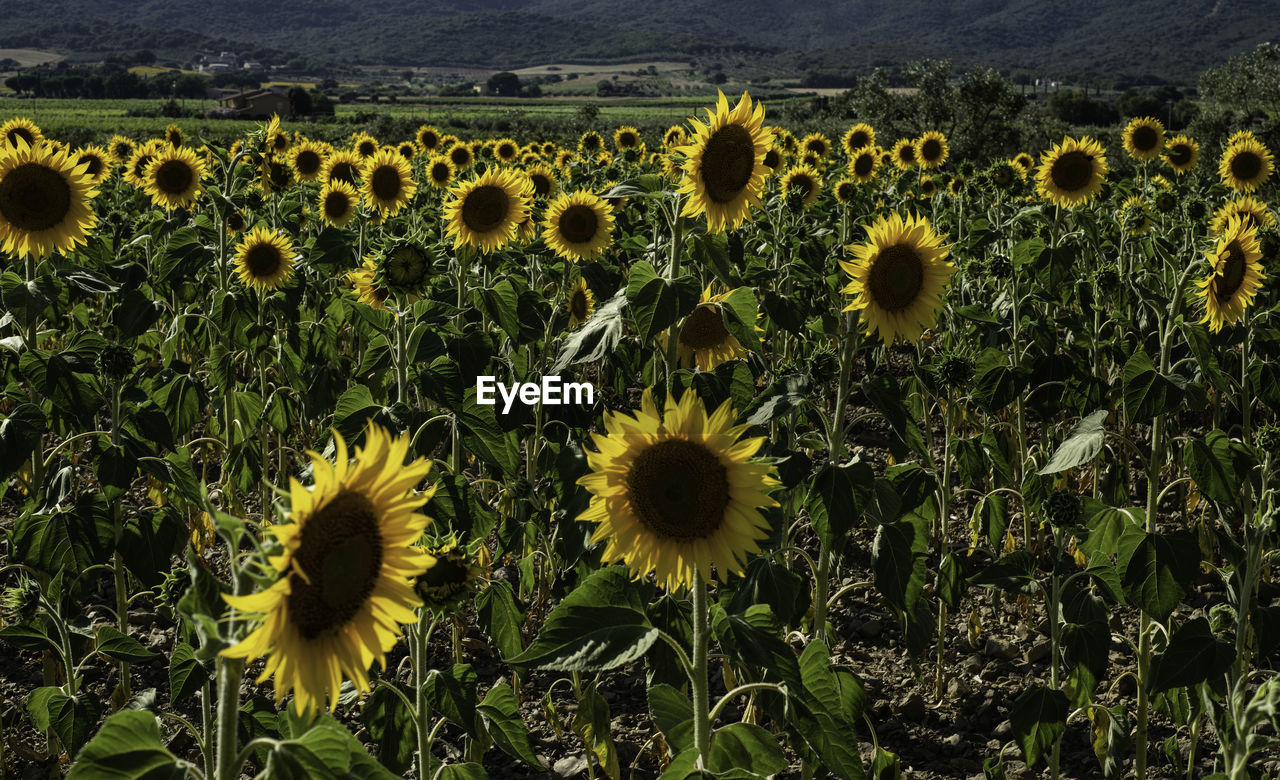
left=915, top=131, right=949, bottom=169
left=324, top=149, right=362, bottom=185
left=567, top=276, right=596, bottom=328
left=72, top=145, right=113, bottom=185
left=493, top=138, right=520, bottom=165
left=842, top=123, right=876, bottom=156
left=1196, top=216, right=1266, bottom=333
left=849, top=148, right=880, bottom=183
left=448, top=142, right=475, bottom=172
left=352, top=132, right=380, bottom=160
left=1012, top=152, right=1035, bottom=177
left=221, top=424, right=436, bottom=716
left=107, top=135, right=136, bottom=165
left=1163, top=134, right=1200, bottom=175
left=833, top=177, right=857, bottom=205
left=542, top=189, right=616, bottom=262
left=288, top=140, right=328, bottom=183
left=947, top=175, right=966, bottom=197
left=438, top=134, right=460, bottom=151
left=676, top=90, right=774, bottom=233
left=1122, top=116, right=1165, bottom=162
left=1218, top=134, right=1274, bottom=193
left=442, top=168, right=531, bottom=253
left=840, top=211, right=955, bottom=344
left=264, top=115, right=290, bottom=155
left=224, top=209, right=246, bottom=236
left=524, top=163, right=559, bottom=199
left=0, top=138, right=99, bottom=259
left=361, top=148, right=417, bottom=217
left=670, top=286, right=755, bottom=370
left=164, top=123, right=184, bottom=149
left=319, top=179, right=360, bottom=228
left=425, top=155, right=455, bottom=189
left=346, top=259, right=390, bottom=311
left=801, top=132, right=831, bottom=159
left=775, top=128, right=798, bottom=156
left=416, top=125, right=442, bottom=153
left=1, top=118, right=43, bottom=152
left=577, top=388, right=780, bottom=592
left=1119, top=194, right=1154, bottom=236
left=613, top=126, right=644, bottom=153
left=259, top=154, right=293, bottom=196
left=1036, top=136, right=1108, bottom=209
left=780, top=164, right=822, bottom=210
left=142, top=145, right=206, bottom=211
left=232, top=226, right=297, bottom=291
left=891, top=138, right=917, bottom=170
left=554, top=149, right=577, bottom=172
left=1210, top=195, right=1275, bottom=235
left=414, top=534, right=484, bottom=611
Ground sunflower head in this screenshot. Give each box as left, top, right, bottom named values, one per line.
left=361, top=148, right=417, bottom=217
left=1163, top=134, right=1200, bottom=175
left=324, top=149, right=362, bottom=186
left=443, top=168, right=532, bottom=254
left=567, top=276, right=596, bottom=328
left=108, top=135, right=136, bottom=164
left=416, top=125, right=441, bottom=153
left=613, top=126, right=644, bottom=153
left=891, top=138, right=917, bottom=170
left=780, top=165, right=822, bottom=210
left=542, top=189, right=616, bottom=262
left=233, top=226, right=297, bottom=291
left=801, top=133, right=830, bottom=159
left=1211, top=195, right=1275, bottom=235
left=947, top=176, right=966, bottom=197
left=849, top=148, right=880, bottom=183
left=426, top=155, right=455, bottom=189
left=664, top=125, right=688, bottom=150
left=0, top=137, right=99, bottom=258
left=264, top=115, right=290, bottom=155
left=164, top=123, right=184, bottom=149
left=72, top=145, right=113, bottom=185
left=843, top=123, right=876, bottom=156
left=374, top=241, right=434, bottom=299
left=675, top=90, right=774, bottom=233
left=670, top=285, right=756, bottom=371
left=1012, top=152, right=1035, bottom=176
left=1122, top=116, right=1165, bottom=162
left=448, top=142, right=475, bottom=171
left=1119, top=194, right=1154, bottom=236
left=347, top=258, right=391, bottom=311
left=143, top=146, right=206, bottom=211
left=833, top=177, right=858, bottom=205
left=319, top=179, right=360, bottom=228
left=578, top=131, right=605, bottom=156
left=225, top=208, right=247, bottom=235
left=259, top=155, right=293, bottom=195
left=1, top=118, right=43, bottom=151
left=289, top=141, right=329, bottom=182
left=577, top=388, right=780, bottom=592
left=1036, top=136, right=1108, bottom=209
left=915, top=131, right=949, bottom=169
left=1218, top=134, right=1275, bottom=193
left=414, top=534, right=485, bottom=611
left=352, top=132, right=379, bottom=160
left=1195, top=215, right=1266, bottom=333
left=494, top=138, right=519, bottom=164
left=525, top=163, right=559, bottom=199
left=221, top=423, right=436, bottom=716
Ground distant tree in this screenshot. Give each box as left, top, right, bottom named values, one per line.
left=487, top=71, right=521, bottom=97
left=288, top=85, right=312, bottom=115
left=133, top=49, right=157, bottom=65
left=1200, top=42, right=1280, bottom=118
left=521, top=84, right=542, bottom=98
left=578, top=103, right=600, bottom=124
left=596, top=79, right=613, bottom=96
left=319, top=77, right=339, bottom=91
left=1049, top=89, right=1118, bottom=126
left=710, top=72, right=728, bottom=85
left=309, top=89, right=335, bottom=115
left=174, top=74, right=207, bottom=99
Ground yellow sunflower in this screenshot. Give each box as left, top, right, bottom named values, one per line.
left=107, top=135, right=136, bottom=165
left=72, top=145, right=113, bottom=185
left=319, top=179, right=360, bottom=228
left=1218, top=134, right=1274, bottom=193
left=1163, top=135, right=1200, bottom=175
left=915, top=131, right=949, bottom=169
left=289, top=140, right=329, bottom=182
left=416, top=125, right=441, bottom=153
left=669, top=286, right=755, bottom=371
left=493, top=138, right=520, bottom=165
left=352, top=132, right=379, bottom=160
left=613, top=126, right=644, bottom=153
left=780, top=164, right=822, bottom=209
left=448, top=142, right=475, bottom=171
left=264, top=115, right=290, bottom=155
left=1196, top=216, right=1266, bottom=333
left=125, top=141, right=163, bottom=189
left=542, top=190, right=616, bottom=262
left=833, top=177, right=858, bottom=205
left=577, top=131, right=605, bottom=157
left=1119, top=194, right=1154, bottom=236
left=801, top=132, right=831, bottom=159
left=676, top=90, right=774, bottom=233
left=577, top=389, right=780, bottom=592
left=1122, top=116, right=1165, bottom=162
left=567, top=276, right=596, bottom=328
left=259, top=154, right=293, bottom=195
left=554, top=149, right=578, bottom=172
left=396, top=141, right=417, bottom=162
left=221, top=424, right=436, bottom=716
left=842, top=123, right=876, bottom=156
left=346, top=258, right=390, bottom=311
left=442, top=168, right=531, bottom=253
left=425, top=155, right=455, bottom=189
left=324, top=149, right=362, bottom=185
left=524, top=163, right=559, bottom=199
left=142, top=145, right=206, bottom=211
left=761, top=147, right=783, bottom=173
left=663, top=125, right=688, bottom=150
left=1, top=118, right=43, bottom=151
left=840, top=212, right=954, bottom=344
left=891, top=138, right=917, bottom=170
left=1035, top=135, right=1108, bottom=209
left=232, top=226, right=297, bottom=291
left=1211, top=195, right=1275, bottom=235
left=1012, top=152, right=1035, bottom=177
left=849, top=148, right=880, bottom=183
left=164, top=123, right=184, bottom=150
left=415, top=534, right=484, bottom=611
left=361, top=148, right=417, bottom=217
left=0, top=138, right=99, bottom=259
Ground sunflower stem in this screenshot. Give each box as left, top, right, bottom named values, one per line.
left=110, top=381, right=131, bottom=700
left=395, top=303, right=410, bottom=405
left=1241, top=312, right=1251, bottom=440
left=690, top=568, right=712, bottom=769
left=413, top=611, right=438, bottom=780
left=663, top=212, right=684, bottom=384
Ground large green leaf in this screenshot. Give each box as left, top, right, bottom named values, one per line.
left=1038, top=410, right=1108, bottom=475
left=478, top=683, right=545, bottom=769
left=1122, top=349, right=1184, bottom=420
left=1122, top=531, right=1199, bottom=621
left=872, top=513, right=929, bottom=613
left=1009, top=685, right=1068, bottom=768
left=28, top=687, right=101, bottom=758
left=805, top=459, right=875, bottom=552
left=707, top=722, right=788, bottom=776
left=1184, top=429, right=1255, bottom=517
left=573, top=683, right=620, bottom=780
left=0, top=403, right=45, bottom=481
left=168, top=641, right=209, bottom=704
left=361, top=683, right=416, bottom=774
left=66, top=710, right=184, bottom=779
left=95, top=625, right=157, bottom=664
left=13, top=495, right=114, bottom=576
left=1149, top=617, right=1234, bottom=692
left=647, top=683, right=694, bottom=754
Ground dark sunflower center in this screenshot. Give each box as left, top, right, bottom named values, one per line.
left=330, top=161, right=357, bottom=184
left=244, top=242, right=284, bottom=279
left=461, top=185, right=510, bottom=233
left=155, top=159, right=194, bottom=195
left=324, top=191, right=351, bottom=219
left=868, top=244, right=925, bottom=313
left=570, top=289, right=589, bottom=319
left=619, top=132, right=637, bottom=148
left=1131, top=126, right=1158, bottom=152
left=420, top=131, right=438, bottom=149
left=1230, top=151, right=1262, bottom=182
left=921, top=139, right=942, bottom=161
left=79, top=155, right=104, bottom=177
left=897, top=145, right=916, bottom=163
left=558, top=204, right=599, bottom=244
left=807, top=141, right=825, bottom=156
left=762, top=149, right=781, bottom=169
left=271, top=133, right=288, bottom=153
left=530, top=173, right=552, bottom=197
left=789, top=175, right=815, bottom=199
left=295, top=150, right=322, bottom=175
left=226, top=212, right=245, bottom=232
left=286, top=491, right=384, bottom=639
left=854, top=153, right=875, bottom=177
left=133, top=155, right=154, bottom=179
left=7, top=127, right=36, bottom=147
left=679, top=305, right=729, bottom=349
left=431, top=163, right=450, bottom=184
left=1168, top=144, right=1192, bottom=166
left=371, top=165, right=402, bottom=202
left=626, top=438, right=730, bottom=541
left=265, top=159, right=290, bottom=190
left=1050, top=150, right=1093, bottom=192
left=358, top=141, right=377, bottom=157
left=0, top=162, right=72, bottom=232
left=1214, top=241, right=1248, bottom=302
left=450, top=147, right=471, bottom=167
left=836, top=182, right=855, bottom=201
left=387, top=247, right=427, bottom=285
left=113, top=143, right=132, bottom=160
left=582, top=135, right=602, bottom=151
left=498, top=144, right=516, bottom=159
left=699, top=124, right=756, bottom=204
left=849, top=130, right=870, bottom=149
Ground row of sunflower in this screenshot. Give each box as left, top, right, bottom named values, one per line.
left=1, top=91, right=1279, bottom=780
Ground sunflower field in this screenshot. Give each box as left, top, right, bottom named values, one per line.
left=0, top=92, right=1278, bottom=780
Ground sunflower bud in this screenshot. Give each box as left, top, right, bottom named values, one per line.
left=1045, top=490, right=1082, bottom=527
left=988, top=255, right=1013, bottom=278
left=1153, top=190, right=1177, bottom=215
left=1094, top=267, right=1120, bottom=291
left=376, top=241, right=433, bottom=298
left=155, top=569, right=188, bottom=612
left=808, top=348, right=839, bottom=385
left=1258, top=227, right=1280, bottom=265
left=1, top=577, right=41, bottom=622
left=1186, top=197, right=1207, bottom=221
left=511, top=477, right=533, bottom=499
left=937, top=353, right=974, bottom=390
left=1255, top=424, right=1280, bottom=457
left=98, top=343, right=134, bottom=381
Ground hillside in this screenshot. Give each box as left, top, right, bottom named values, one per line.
left=4, top=0, right=1280, bottom=81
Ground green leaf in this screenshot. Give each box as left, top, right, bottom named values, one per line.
left=727, top=557, right=811, bottom=628
left=361, top=682, right=416, bottom=774
left=476, top=580, right=524, bottom=661
left=168, top=641, right=209, bottom=703
left=708, top=722, right=788, bottom=776
left=478, top=683, right=545, bottom=769
left=1122, top=532, right=1200, bottom=621
left=424, top=665, right=480, bottom=739
left=648, top=683, right=694, bottom=754
left=509, top=567, right=657, bottom=672
left=0, top=403, right=45, bottom=481
left=28, top=686, right=102, bottom=757
left=1038, top=410, right=1108, bottom=475
left=791, top=640, right=868, bottom=779
left=437, top=764, right=488, bottom=780
left=1149, top=617, right=1234, bottom=692
left=869, top=747, right=901, bottom=779
left=970, top=551, right=1038, bottom=595
left=1080, top=501, right=1144, bottom=558
left=1122, top=350, right=1184, bottom=421
left=1184, top=429, right=1254, bottom=516
left=872, top=513, right=929, bottom=614
left=806, top=459, right=875, bottom=553
left=458, top=389, right=521, bottom=477
left=861, top=374, right=926, bottom=458
left=626, top=260, right=699, bottom=343
left=573, top=683, right=621, bottom=780
left=743, top=374, right=809, bottom=426
left=0, top=623, right=60, bottom=655
left=1009, top=685, right=1068, bottom=768
left=66, top=710, right=183, bottom=779
left=552, top=288, right=626, bottom=372
left=972, top=347, right=1031, bottom=414
left=331, top=384, right=382, bottom=447
left=718, top=287, right=761, bottom=351
left=95, top=625, right=157, bottom=664
left=13, top=496, right=114, bottom=576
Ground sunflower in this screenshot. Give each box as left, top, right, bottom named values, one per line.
left=142, top=146, right=206, bottom=211
left=361, top=148, right=416, bottom=217
left=264, top=115, right=290, bottom=155
left=107, top=135, right=136, bottom=165
left=524, top=163, right=559, bottom=199
left=775, top=128, right=798, bottom=156
left=425, top=155, right=455, bottom=189
left=0, top=138, right=99, bottom=259
left=915, top=131, right=949, bottom=169
left=72, top=145, right=112, bottom=185
left=670, top=286, right=755, bottom=370
left=541, top=141, right=558, bottom=157
left=259, top=155, right=293, bottom=195
left=1163, top=134, right=1200, bottom=175
left=443, top=168, right=531, bottom=253
left=232, top=226, right=297, bottom=291
left=346, top=259, right=390, bottom=311
left=613, top=126, right=644, bottom=153
left=225, top=209, right=246, bottom=236
left=1196, top=216, right=1266, bottom=333
left=1, top=118, right=43, bottom=151
left=493, top=138, right=520, bottom=165
left=761, top=147, right=783, bottom=172
left=415, top=535, right=484, bottom=611
left=917, top=175, right=937, bottom=199
left=947, top=176, right=966, bottom=197
left=676, top=90, right=774, bottom=233
left=1122, top=116, right=1165, bottom=162
left=1012, top=152, right=1035, bottom=177
left=1119, top=194, right=1154, bottom=236
left=891, top=138, right=917, bottom=170
left=125, top=141, right=163, bottom=188
left=1218, top=134, right=1274, bottom=193
left=287, top=140, right=328, bottom=183
left=780, top=164, right=822, bottom=210
left=319, top=179, right=360, bottom=228
left=438, top=134, right=460, bottom=151
left=840, top=212, right=954, bottom=344
left=416, top=125, right=441, bottom=153
left=1151, top=174, right=1173, bottom=190
left=1211, top=195, right=1275, bottom=235
left=801, top=133, right=830, bottom=159
left=578, top=131, right=605, bottom=157
left=324, top=149, right=362, bottom=185
left=554, top=149, right=577, bottom=172
left=849, top=148, right=880, bottom=183
left=567, top=276, right=596, bottom=328
left=577, top=388, right=780, bottom=592
left=221, top=424, right=435, bottom=716
left=1036, top=136, right=1108, bottom=209
left=396, top=141, right=417, bottom=162
left=833, top=177, right=857, bottom=205
left=352, top=132, right=379, bottom=160
left=375, top=242, right=434, bottom=300
left=842, top=123, right=876, bottom=156
left=664, top=125, right=688, bottom=150
left=542, top=190, right=616, bottom=262
left=448, top=142, right=475, bottom=172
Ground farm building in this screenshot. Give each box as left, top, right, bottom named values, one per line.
left=214, top=86, right=291, bottom=119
